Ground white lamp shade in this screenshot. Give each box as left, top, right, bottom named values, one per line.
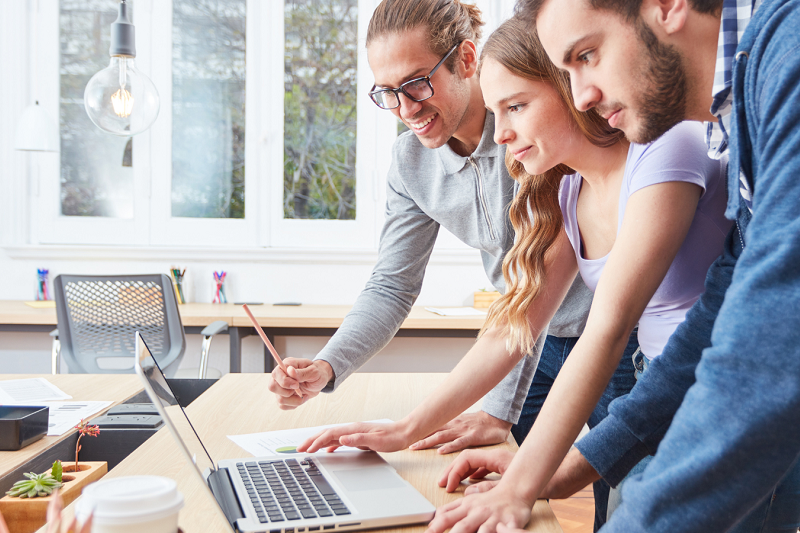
left=15, top=103, right=59, bottom=152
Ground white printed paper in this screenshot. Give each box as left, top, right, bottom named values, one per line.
left=0, top=378, right=72, bottom=404
left=41, top=401, right=113, bottom=436
left=425, top=307, right=487, bottom=317
left=228, top=419, right=393, bottom=457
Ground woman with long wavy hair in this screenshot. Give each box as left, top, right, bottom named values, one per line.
left=298, top=15, right=731, bottom=533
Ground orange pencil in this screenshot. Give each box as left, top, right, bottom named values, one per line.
left=242, top=304, right=307, bottom=398
left=242, top=304, right=287, bottom=373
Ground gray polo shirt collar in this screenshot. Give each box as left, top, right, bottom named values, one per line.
left=437, top=111, right=499, bottom=175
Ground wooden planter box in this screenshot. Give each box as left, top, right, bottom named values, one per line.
left=473, top=290, right=501, bottom=308
left=0, top=461, right=107, bottom=533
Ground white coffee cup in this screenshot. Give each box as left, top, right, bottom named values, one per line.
left=75, top=475, right=184, bottom=533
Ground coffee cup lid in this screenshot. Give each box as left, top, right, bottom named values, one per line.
left=75, top=475, right=184, bottom=525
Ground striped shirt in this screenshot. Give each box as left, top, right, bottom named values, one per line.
left=706, top=0, right=761, bottom=211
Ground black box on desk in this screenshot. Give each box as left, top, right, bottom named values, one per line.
left=0, top=406, right=49, bottom=451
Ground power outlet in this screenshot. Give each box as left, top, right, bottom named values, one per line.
left=107, top=403, right=160, bottom=416
left=91, top=414, right=163, bottom=429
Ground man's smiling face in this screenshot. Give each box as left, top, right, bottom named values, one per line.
left=536, top=0, right=688, bottom=143
left=367, top=27, right=471, bottom=149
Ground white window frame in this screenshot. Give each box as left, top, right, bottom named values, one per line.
left=31, top=0, right=394, bottom=250
left=35, top=0, right=149, bottom=246
left=266, top=0, right=393, bottom=249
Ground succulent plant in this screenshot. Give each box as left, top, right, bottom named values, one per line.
left=51, top=460, right=63, bottom=483
left=5, top=472, right=63, bottom=498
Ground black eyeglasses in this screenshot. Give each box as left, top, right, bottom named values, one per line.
left=368, top=42, right=462, bottom=110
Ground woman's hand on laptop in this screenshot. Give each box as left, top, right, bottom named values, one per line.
left=437, top=449, right=515, bottom=493
left=297, top=421, right=415, bottom=453
left=268, top=358, right=334, bottom=410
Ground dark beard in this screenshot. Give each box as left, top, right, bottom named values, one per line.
left=629, top=19, right=688, bottom=144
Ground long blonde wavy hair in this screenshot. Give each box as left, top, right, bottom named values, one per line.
left=479, top=17, right=624, bottom=355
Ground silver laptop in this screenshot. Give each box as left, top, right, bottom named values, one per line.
left=134, top=332, right=435, bottom=533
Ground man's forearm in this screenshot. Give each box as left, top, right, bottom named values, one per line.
left=541, top=447, right=601, bottom=500
left=576, top=224, right=740, bottom=486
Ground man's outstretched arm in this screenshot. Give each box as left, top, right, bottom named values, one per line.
left=574, top=221, right=740, bottom=486
left=603, top=25, right=800, bottom=531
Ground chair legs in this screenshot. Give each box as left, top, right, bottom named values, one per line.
left=51, top=339, right=61, bottom=374
left=197, top=320, right=229, bottom=378
left=49, top=329, right=61, bottom=375
left=199, top=335, right=213, bottom=379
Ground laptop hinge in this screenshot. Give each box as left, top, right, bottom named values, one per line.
left=208, top=467, right=245, bottom=529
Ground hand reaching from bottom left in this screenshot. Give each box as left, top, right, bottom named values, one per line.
left=39, top=489, right=93, bottom=533
left=425, top=483, right=533, bottom=533
left=438, top=448, right=516, bottom=493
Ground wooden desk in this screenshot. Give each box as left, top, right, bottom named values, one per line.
left=0, top=301, right=486, bottom=374
left=0, top=375, right=142, bottom=489
left=231, top=305, right=485, bottom=372
left=0, top=301, right=239, bottom=329
left=0, top=301, right=245, bottom=371
left=41, top=373, right=562, bottom=533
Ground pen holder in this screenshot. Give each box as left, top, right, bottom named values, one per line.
left=36, top=269, right=50, bottom=301
left=213, top=271, right=227, bottom=304
left=170, top=268, right=187, bottom=304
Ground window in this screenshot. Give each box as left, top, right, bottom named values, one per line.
left=34, top=0, right=394, bottom=250
left=60, top=1, right=134, bottom=220
left=171, top=0, right=246, bottom=220
left=284, top=0, right=357, bottom=221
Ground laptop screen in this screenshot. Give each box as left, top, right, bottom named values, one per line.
left=135, top=332, right=217, bottom=475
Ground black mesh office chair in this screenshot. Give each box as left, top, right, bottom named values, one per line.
left=51, top=274, right=226, bottom=378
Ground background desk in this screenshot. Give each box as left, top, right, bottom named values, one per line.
left=0, top=301, right=486, bottom=373
left=231, top=305, right=485, bottom=372
left=0, top=374, right=142, bottom=493
left=41, top=373, right=562, bottom=533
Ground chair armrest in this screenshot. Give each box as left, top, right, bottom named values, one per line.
left=49, top=328, right=59, bottom=338
left=201, top=320, right=229, bottom=337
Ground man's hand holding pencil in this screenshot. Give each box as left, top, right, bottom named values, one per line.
left=241, top=304, right=329, bottom=409
left=268, top=358, right=334, bottom=409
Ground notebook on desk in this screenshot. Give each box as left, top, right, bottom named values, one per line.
left=134, top=332, right=435, bottom=533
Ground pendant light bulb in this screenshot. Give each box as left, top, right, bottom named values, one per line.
left=83, top=0, right=159, bottom=136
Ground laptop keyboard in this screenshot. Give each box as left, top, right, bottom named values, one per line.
left=237, top=458, right=351, bottom=524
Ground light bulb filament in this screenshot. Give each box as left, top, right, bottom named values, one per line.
left=111, top=88, right=134, bottom=117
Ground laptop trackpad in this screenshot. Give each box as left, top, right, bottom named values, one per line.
left=332, top=467, right=405, bottom=492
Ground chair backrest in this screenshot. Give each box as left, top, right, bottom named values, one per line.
left=53, top=274, right=185, bottom=376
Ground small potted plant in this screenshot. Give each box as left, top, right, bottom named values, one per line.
left=0, top=420, right=107, bottom=533
left=473, top=287, right=501, bottom=308
left=5, top=462, right=63, bottom=499
left=66, top=419, right=101, bottom=474
left=0, top=488, right=92, bottom=533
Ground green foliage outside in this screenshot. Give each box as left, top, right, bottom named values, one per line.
left=284, top=0, right=357, bottom=220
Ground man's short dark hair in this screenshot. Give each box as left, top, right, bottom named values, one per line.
left=518, top=0, right=722, bottom=25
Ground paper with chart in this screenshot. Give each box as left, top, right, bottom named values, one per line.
left=0, top=378, right=72, bottom=404
left=42, top=401, right=113, bottom=436
left=228, top=420, right=394, bottom=457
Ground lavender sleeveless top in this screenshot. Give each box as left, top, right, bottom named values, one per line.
left=559, top=121, right=732, bottom=359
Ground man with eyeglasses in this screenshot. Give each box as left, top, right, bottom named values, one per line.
left=267, top=3, right=631, bottom=525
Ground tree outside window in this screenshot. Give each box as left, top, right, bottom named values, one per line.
left=284, top=0, right=357, bottom=220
